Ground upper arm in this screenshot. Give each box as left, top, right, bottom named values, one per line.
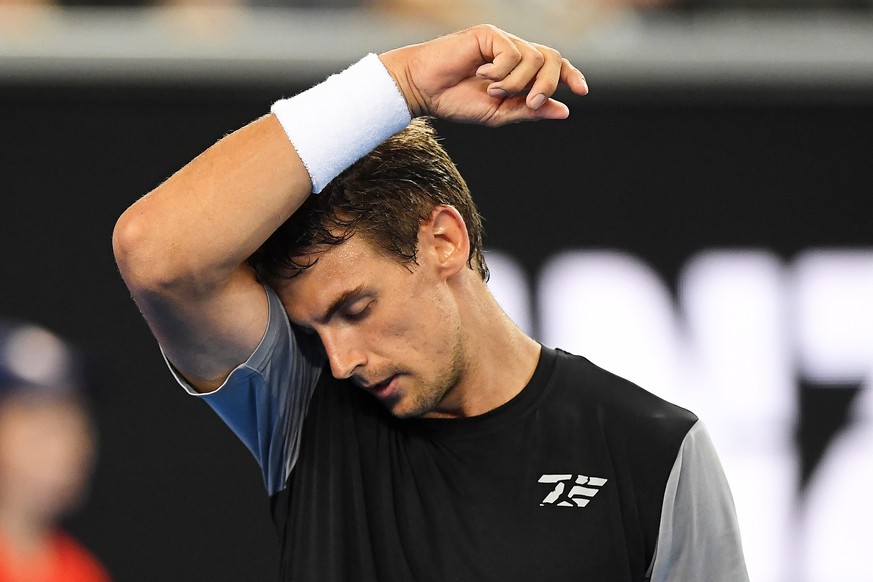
left=648, top=421, right=750, bottom=582
left=133, top=264, right=268, bottom=392
left=111, top=217, right=270, bottom=392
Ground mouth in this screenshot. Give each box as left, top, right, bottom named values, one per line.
left=361, top=374, right=399, bottom=400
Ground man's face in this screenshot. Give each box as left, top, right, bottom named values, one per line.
left=275, top=233, right=468, bottom=419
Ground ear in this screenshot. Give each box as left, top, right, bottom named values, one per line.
left=419, top=205, right=470, bottom=279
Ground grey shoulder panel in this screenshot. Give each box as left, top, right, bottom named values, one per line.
left=648, top=421, right=749, bottom=581
left=197, top=285, right=324, bottom=495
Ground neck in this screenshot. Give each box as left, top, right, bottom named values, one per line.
left=0, top=502, right=52, bottom=557
left=428, top=277, right=541, bottom=418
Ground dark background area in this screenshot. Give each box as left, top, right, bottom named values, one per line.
left=1, top=79, right=870, bottom=580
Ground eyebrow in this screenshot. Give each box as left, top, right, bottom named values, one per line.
left=316, top=284, right=369, bottom=325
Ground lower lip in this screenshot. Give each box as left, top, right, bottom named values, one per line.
left=371, top=375, right=399, bottom=400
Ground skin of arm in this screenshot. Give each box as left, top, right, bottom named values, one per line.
left=113, top=116, right=308, bottom=391
left=112, top=24, right=588, bottom=393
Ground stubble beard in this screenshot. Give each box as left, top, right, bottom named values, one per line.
left=391, top=334, right=467, bottom=419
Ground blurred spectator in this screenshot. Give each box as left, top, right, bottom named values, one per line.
left=370, top=0, right=679, bottom=36
left=50, top=0, right=365, bottom=6
left=677, top=0, right=871, bottom=7
left=2, top=0, right=870, bottom=8
left=0, top=321, right=109, bottom=582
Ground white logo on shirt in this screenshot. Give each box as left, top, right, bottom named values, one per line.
left=538, top=474, right=608, bottom=507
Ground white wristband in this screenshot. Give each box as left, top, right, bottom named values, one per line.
left=271, top=53, right=412, bottom=194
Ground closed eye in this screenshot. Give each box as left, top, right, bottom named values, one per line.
left=342, top=301, right=373, bottom=322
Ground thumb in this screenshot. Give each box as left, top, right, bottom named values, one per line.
left=488, top=97, right=570, bottom=126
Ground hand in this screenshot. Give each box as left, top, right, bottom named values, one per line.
left=379, top=24, right=588, bottom=127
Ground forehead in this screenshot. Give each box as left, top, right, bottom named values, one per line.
left=273, top=235, right=407, bottom=322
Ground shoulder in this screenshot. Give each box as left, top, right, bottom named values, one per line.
left=542, top=348, right=709, bottom=567
left=54, top=532, right=111, bottom=581
left=651, top=421, right=749, bottom=581
left=549, top=347, right=698, bottom=446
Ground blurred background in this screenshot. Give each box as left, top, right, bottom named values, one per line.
left=1, top=1, right=871, bottom=580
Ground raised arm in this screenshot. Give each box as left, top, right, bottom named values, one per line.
left=112, top=24, right=587, bottom=393
left=113, top=115, right=308, bottom=392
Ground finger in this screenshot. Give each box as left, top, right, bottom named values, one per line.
left=476, top=62, right=500, bottom=81
left=524, top=44, right=563, bottom=110
left=531, top=98, right=571, bottom=120
left=473, top=25, right=523, bottom=82
left=487, top=41, right=546, bottom=97
left=485, top=96, right=570, bottom=127
left=561, top=58, right=589, bottom=96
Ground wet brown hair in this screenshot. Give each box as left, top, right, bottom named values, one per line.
left=247, top=118, right=488, bottom=282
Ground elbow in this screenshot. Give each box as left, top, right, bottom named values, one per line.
left=113, top=206, right=194, bottom=299
left=113, top=204, right=230, bottom=303
left=113, top=207, right=166, bottom=293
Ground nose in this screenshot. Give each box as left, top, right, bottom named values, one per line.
left=319, top=329, right=366, bottom=380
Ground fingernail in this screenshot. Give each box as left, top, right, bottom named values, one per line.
left=530, top=93, right=546, bottom=110
left=488, top=86, right=509, bottom=98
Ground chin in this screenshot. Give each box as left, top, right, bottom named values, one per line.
left=382, top=377, right=455, bottom=419
left=387, top=401, right=425, bottom=419
left=384, top=394, right=433, bottom=419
